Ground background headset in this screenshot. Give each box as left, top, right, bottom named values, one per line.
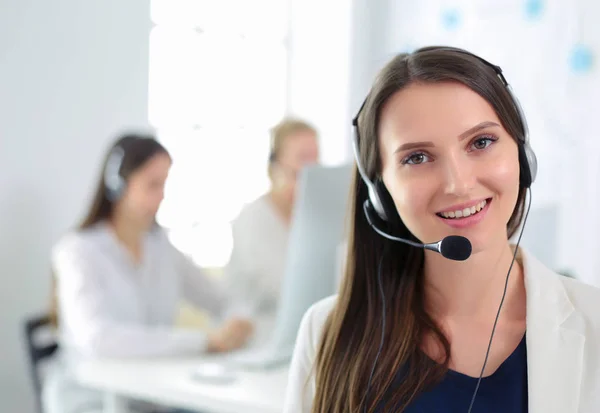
left=353, top=48, right=536, bottom=413
left=103, top=145, right=126, bottom=202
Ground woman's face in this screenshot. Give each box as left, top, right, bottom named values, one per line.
left=271, top=130, right=320, bottom=201
left=378, top=81, right=520, bottom=255
left=120, top=152, right=172, bottom=228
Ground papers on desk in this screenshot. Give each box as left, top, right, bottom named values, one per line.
left=190, top=363, right=237, bottom=385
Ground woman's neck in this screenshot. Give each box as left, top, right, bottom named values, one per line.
left=423, top=242, right=526, bottom=323
left=108, top=213, right=146, bottom=263
left=268, top=189, right=294, bottom=225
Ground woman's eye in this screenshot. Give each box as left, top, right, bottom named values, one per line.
left=471, top=136, right=497, bottom=150
left=402, top=152, right=430, bottom=165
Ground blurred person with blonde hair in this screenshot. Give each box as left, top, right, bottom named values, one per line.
left=224, top=118, right=320, bottom=323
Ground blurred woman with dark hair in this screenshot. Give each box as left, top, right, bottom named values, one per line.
left=44, top=134, right=252, bottom=413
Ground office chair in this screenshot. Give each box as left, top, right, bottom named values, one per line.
left=24, top=314, right=59, bottom=413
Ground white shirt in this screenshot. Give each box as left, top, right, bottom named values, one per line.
left=44, top=222, right=228, bottom=413
left=224, top=194, right=289, bottom=319
left=283, top=248, right=600, bottom=413
left=54, top=222, right=228, bottom=359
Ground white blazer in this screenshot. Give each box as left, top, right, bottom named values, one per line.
left=43, top=222, right=228, bottom=413
left=224, top=194, right=289, bottom=319
left=283, top=249, right=600, bottom=413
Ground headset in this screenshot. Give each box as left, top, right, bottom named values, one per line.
left=103, top=145, right=126, bottom=202
left=354, top=48, right=536, bottom=413
left=352, top=49, right=537, bottom=227
left=269, top=150, right=277, bottom=164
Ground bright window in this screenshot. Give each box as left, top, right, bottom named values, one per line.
left=149, top=0, right=290, bottom=267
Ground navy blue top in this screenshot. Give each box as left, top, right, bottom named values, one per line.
left=376, top=334, right=528, bottom=413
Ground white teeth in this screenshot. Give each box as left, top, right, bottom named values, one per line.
left=439, top=199, right=488, bottom=219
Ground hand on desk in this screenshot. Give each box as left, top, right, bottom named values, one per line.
left=207, top=318, right=254, bottom=353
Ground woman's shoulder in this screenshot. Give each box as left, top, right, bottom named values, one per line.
left=284, top=295, right=337, bottom=411
left=560, top=273, right=600, bottom=296
left=53, top=224, right=106, bottom=258
left=524, top=249, right=600, bottom=317
left=559, top=274, right=600, bottom=323
left=295, top=294, right=338, bottom=358
left=233, top=194, right=277, bottom=226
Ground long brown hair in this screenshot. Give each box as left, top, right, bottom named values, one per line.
left=311, top=46, right=529, bottom=412
left=49, top=134, right=170, bottom=326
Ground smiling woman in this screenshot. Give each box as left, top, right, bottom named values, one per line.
left=283, top=46, right=600, bottom=413
left=379, top=81, right=522, bottom=253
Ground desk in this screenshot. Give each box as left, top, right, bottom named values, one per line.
left=74, top=357, right=289, bottom=413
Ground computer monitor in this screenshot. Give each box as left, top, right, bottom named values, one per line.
left=271, top=163, right=353, bottom=349
left=224, top=163, right=354, bottom=369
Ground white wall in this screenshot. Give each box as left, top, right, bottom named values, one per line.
left=287, top=0, right=392, bottom=166
left=287, top=0, right=353, bottom=165
left=0, top=1, right=151, bottom=411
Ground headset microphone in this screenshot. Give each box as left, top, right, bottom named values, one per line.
left=362, top=201, right=472, bottom=261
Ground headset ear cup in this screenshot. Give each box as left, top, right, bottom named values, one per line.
left=109, top=183, right=125, bottom=201
left=523, top=142, right=537, bottom=185
left=105, top=178, right=125, bottom=202
left=505, top=79, right=536, bottom=188
left=518, top=142, right=537, bottom=189
left=374, top=178, right=402, bottom=226
left=104, top=146, right=126, bottom=202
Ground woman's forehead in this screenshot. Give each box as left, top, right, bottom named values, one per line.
left=378, top=82, right=502, bottom=147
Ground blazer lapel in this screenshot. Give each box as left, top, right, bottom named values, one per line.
left=523, top=250, right=586, bottom=413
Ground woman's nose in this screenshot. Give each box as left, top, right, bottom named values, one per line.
left=442, top=154, right=475, bottom=196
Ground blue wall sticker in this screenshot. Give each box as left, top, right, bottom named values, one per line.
left=570, top=44, right=594, bottom=74
left=441, top=8, right=461, bottom=31
left=524, top=0, right=544, bottom=20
